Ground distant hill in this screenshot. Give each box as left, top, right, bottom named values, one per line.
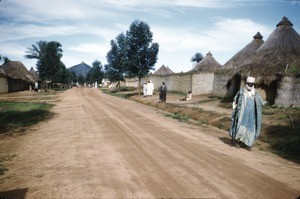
left=68, top=62, right=92, bottom=77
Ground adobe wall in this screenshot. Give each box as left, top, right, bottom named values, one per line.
left=275, top=76, right=300, bottom=107
left=0, top=77, right=8, bottom=93
left=192, top=72, right=214, bottom=95
left=213, top=74, right=228, bottom=97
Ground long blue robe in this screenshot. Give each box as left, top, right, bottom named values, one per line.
left=229, top=88, right=263, bottom=147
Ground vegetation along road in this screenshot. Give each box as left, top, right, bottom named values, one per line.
left=0, top=88, right=299, bottom=198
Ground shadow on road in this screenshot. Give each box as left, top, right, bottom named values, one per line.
left=0, top=188, right=28, bottom=199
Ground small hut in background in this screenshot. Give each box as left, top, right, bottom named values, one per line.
left=0, top=68, right=8, bottom=93
left=230, top=16, right=300, bottom=107
left=153, top=65, right=174, bottom=75
left=1, top=61, right=35, bottom=92
left=188, top=51, right=222, bottom=73
left=213, top=32, right=264, bottom=99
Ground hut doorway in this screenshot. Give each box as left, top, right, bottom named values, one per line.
left=260, top=80, right=278, bottom=105
left=223, top=74, right=242, bottom=102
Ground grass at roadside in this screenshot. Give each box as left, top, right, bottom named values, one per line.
left=0, top=101, right=54, bottom=133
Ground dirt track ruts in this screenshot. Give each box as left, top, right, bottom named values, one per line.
left=0, top=88, right=299, bottom=198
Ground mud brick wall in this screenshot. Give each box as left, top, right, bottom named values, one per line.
left=192, top=72, right=214, bottom=95
left=275, top=76, right=300, bottom=107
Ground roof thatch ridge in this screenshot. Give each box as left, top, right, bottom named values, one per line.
left=189, top=51, right=222, bottom=73
left=233, top=16, right=300, bottom=85
left=29, top=67, right=38, bottom=81
left=223, top=32, right=264, bottom=69
left=276, top=16, right=293, bottom=27
left=153, top=65, right=174, bottom=75
left=1, top=61, right=35, bottom=82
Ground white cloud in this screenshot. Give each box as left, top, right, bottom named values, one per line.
left=69, top=43, right=109, bottom=55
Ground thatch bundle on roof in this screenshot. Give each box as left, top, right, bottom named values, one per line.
left=189, top=51, right=221, bottom=73
left=1, top=61, right=35, bottom=83
left=153, top=65, right=174, bottom=75
left=232, top=16, right=300, bottom=85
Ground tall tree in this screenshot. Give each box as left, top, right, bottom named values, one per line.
left=125, top=20, right=159, bottom=78
left=25, top=40, right=67, bottom=86
left=86, top=60, right=104, bottom=84
left=24, top=40, right=47, bottom=60
left=105, top=33, right=127, bottom=82
left=125, top=20, right=159, bottom=93
left=37, top=41, right=63, bottom=82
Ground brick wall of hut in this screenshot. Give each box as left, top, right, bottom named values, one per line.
left=0, top=77, right=8, bottom=93
left=192, top=72, right=215, bottom=95
left=141, top=72, right=214, bottom=95
left=275, top=76, right=300, bottom=107
left=213, top=74, right=228, bottom=98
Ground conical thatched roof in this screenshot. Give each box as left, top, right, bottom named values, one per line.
left=189, top=51, right=222, bottom=73
left=1, top=61, right=35, bottom=83
left=233, top=16, right=300, bottom=84
left=153, top=65, right=174, bottom=75
left=223, top=32, right=264, bottom=69
left=29, top=67, right=38, bottom=81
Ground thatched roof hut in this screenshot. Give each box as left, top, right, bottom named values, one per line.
left=224, top=32, right=264, bottom=70
left=153, top=65, right=174, bottom=75
left=232, top=16, right=300, bottom=85
left=1, top=61, right=35, bottom=83
left=189, top=51, right=222, bottom=73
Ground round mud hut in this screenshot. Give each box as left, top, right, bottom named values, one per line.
left=213, top=32, right=265, bottom=99
left=1, top=61, right=35, bottom=92
left=188, top=51, right=222, bottom=73
left=230, top=16, right=300, bottom=107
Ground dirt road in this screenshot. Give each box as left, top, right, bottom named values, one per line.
left=0, top=88, right=299, bottom=198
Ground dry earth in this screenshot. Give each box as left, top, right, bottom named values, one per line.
left=0, top=88, right=299, bottom=198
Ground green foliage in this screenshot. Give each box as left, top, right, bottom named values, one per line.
left=166, top=112, right=190, bottom=122
left=0, top=101, right=53, bottom=133
left=125, top=20, right=159, bottom=79
left=105, top=20, right=159, bottom=81
left=105, top=33, right=127, bottom=82
left=86, top=60, right=104, bottom=84
left=271, top=132, right=300, bottom=157
left=191, top=52, right=204, bottom=63
left=284, top=64, right=300, bottom=76
left=25, top=40, right=67, bottom=84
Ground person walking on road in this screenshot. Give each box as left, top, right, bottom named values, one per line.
left=229, top=76, right=264, bottom=151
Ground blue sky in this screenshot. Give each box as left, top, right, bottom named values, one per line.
left=0, top=0, right=299, bottom=73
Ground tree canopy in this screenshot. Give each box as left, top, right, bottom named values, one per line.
left=191, top=52, right=204, bottom=63
left=105, top=20, right=159, bottom=82
left=25, top=40, right=68, bottom=83
left=86, top=60, right=104, bottom=84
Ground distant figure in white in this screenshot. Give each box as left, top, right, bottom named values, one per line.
left=143, top=82, right=147, bottom=97
left=95, top=81, right=98, bottom=88
left=147, top=80, right=154, bottom=96
left=34, top=82, right=38, bottom=92
left=180, top=91, right=192, bottom=101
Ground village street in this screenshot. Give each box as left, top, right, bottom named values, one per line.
left=0, top=88, right=299, bottom=198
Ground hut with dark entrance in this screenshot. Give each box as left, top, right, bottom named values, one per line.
left=213, top=32, right=264, bottom=100
left=227, top=16, right=300, bottom=107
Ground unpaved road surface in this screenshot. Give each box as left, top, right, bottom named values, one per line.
left=0, top=88, right=299, bottom=198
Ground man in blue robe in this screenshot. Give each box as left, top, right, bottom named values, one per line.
left=229, top=77, right=264, bottom=150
